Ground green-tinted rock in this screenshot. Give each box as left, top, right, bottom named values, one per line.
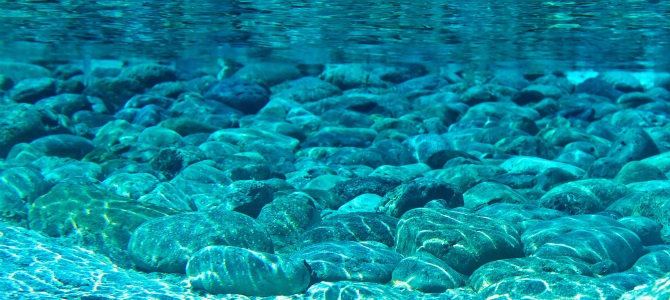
left=256, top=192, right=317, bottom=254
left=463, top=181, right=526, bottom=210
left=158, top=117, right=220, bottom=136
left=470, top=256, right=593, bottom=293
left=395, top=208, right=523, bottom=275
left=538, top=179, right=629, bottom=215
left=128, top=210, right=273, bottom=273
left=300, top=212, right=398, bottom=248
left=391, top=251, right=465, bottom=293
left=186, top=245, right=309, bottom=296
left=614, top=161, right=668, bottom=184
left=620, top=273, right=670, bottom=300
left=521, top=215, right=627, bottom=254
left=633, top=187, right=670, bottom=243
left=292, top=241, right=402, bottom=283
left=480, top=273, right=624, bottom=300
left=380, top=178, right=463, bottom=218
left=28, top=183, right=172, bottom=253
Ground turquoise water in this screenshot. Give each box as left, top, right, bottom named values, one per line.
left=1, top=1, right=669, bottom=69
left=3, top=1, right=670, bottom=299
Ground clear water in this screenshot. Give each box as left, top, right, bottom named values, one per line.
left=1, top=0, right=669, bottom=70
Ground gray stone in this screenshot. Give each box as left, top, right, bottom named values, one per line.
left=470, top=256, right=594, bottom=293
left=480, top=273, right=624, bottom=300
left=10, top=77, right=57, bottom=103
left=391, top=251, right=465, bottom=293
left=538, top=179, right=629, bottom=215
left=380, top=178, right=463, bottom=218
left=395, top=208, right=523, bottom=275
left=128, top=210, right=273, bottom=273
left=300, top=212, right=398, bottom=248
left=463, top=181, right=526, bottom=210
left=292, top=241, right=402, bottom=283
left=186, top=245, right=309, bottom=296
left=256, top=192, right=318, bottom=253
left=521, top=215, right=627, bottom=254
left=30, top=134, right=95, bottom=160
left=533, top=226, right=644, bottom=273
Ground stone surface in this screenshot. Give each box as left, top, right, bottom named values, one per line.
left=395, top=208, right=523, bottom=275
left=186, top=245, right=310, bottom=296
left=128, top=210, right=273, bottom=273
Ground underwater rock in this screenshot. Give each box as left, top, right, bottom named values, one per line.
left=318, top=64, right=390, bottom=90
left=204, top=78, right=269, bottom=114
left=598, top=71, right=643, bottom=93
left=271, top=76, right=341, bottom=103
left=292, top=241, right=402, bottom=283
left=632, top=187, right=670, bottom=243
left=29, top=134, right=95, bottom=160
left=102, top=172, right=160, bottom=200
left=395, top=208, right=523, bottom=275
left=463, top=181, right=527, bottom=210
left=606, top=127, right=660, bottom=163
left=475, top=203, right=567, bottom=233
left=617, top=216, right=664, bottom=246
left=479, top=273, right=625, bottom=300
left=392, top=251, right=465, bottom=293
left=34, top=93, right=91, bottom=117
left=186, top=245, right=310, bottom=296
left=615, top=161, right=668, bottom=184
left=0, top=166, right=50, bottom=223
left=128, top=210, right=273, bottom=273
left=469, top=256, right=594, bottom=292
left=500, top=156, right=586, bottom=178
left=331, top=176, right=401, bottom=202
left=630, top=248, right=670, bottom=278
left=0, top=222, right=191, bottom=299
left=512, top=84, right=564, bottom=105
left=302, top=126, right=377, bottom=148
left=233, top=62, right=303, bottom=87
left=9, top=77, right=58, bottom=104
left=28, top=183, right=172, bottom=256
left=574, top=77, right=624, bottom=101
left=379, top=178, right=463, bottom=218
left=538, top=179, right=629, bottom=215
left=256, top=192, right=317, bottom=253
left=0, top=104, right=59, bottom=157
left=494, top=136, right=556, bottom=159
left=616, top=92, right=654, bottom=108
left=300, top=212, right=398, bottom=248
left=532, top=226, right=644, bottom=273
left=520, top=214, right=627, bottom=254
left=118, top=63, right=177, bottom=89
left=620, top=273, right=670, bottom=300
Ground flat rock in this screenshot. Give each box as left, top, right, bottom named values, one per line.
left=395, top=208, right=523, bottom=275
left=291, top=241, right=403, bottom=283
left=480, top=273, right=624, bottom=300
left=300, top=212, right=399, bottom=248
left=186, top=245, right=309, bottom=296
left=128, top=210, right=273, bottom=273
left=500, top=156, right=586, bottom=178
left=532, top=226, right=644, bottom=274
left=521, top=215, right=627, bottom=254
